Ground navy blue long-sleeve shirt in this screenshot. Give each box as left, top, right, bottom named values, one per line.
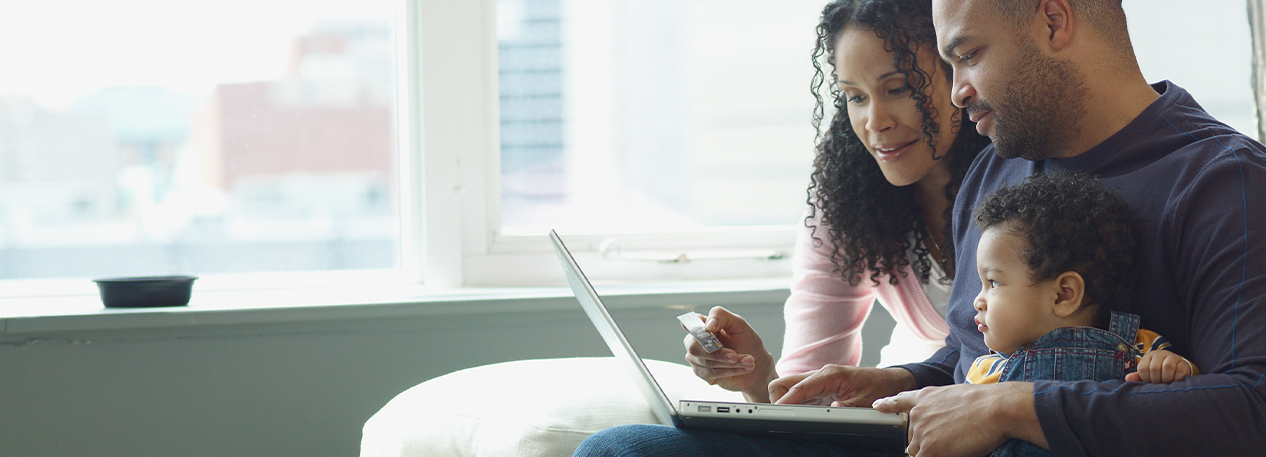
left=902, top=81, right=1266, bottom=456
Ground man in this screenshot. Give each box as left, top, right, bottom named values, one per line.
left=855, top=0, right=1266, bottom=455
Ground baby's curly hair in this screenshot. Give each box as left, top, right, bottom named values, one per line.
left=973, top=172, right=1137, bottom=313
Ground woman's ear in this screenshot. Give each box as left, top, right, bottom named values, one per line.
left=1050, top=271, right=1086, bottom=318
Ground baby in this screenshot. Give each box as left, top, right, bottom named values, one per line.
left=966, top=172, right=1195, bottom=386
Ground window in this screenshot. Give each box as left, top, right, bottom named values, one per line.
left=495, top=0, right=825, bottom=235
left=1124, top=0, right=1256, bottom=136
left=0, top=0, right=1261, bottom=294
left=0, top=0, right=401, bottom=284
left=425, top=0, right=823, bottom=287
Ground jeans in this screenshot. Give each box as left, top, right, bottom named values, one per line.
left=997, top=312, right=1141, bottom=384
left=572, top=424, right=901, bottom=457
left=989, top=311, right=1142, bottom=457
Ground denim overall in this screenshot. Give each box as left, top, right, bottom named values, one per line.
left=990, top=312, right=1142, bottom=457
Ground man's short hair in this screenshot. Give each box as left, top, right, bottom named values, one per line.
left=991, top=0, right=1130, bottom=51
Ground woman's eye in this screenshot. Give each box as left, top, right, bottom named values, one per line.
left=888, top=87, right=910, bottom=96
left=846, top=94, right=866, bottom=104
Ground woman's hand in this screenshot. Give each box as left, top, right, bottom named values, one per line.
left=683, top=306, right=777, bottom=402
left=769, top=365, right=917, bottom=407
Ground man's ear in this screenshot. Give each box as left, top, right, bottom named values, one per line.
left=1037, top=0, right=1075, bottom=52
left=1050, top=271, right=1086, bottom=318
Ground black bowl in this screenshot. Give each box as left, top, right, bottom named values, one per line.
left=93, top=276, right=198, bottom=308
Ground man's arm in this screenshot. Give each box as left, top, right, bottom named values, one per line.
left=1035, top=144, right=1266, bottom=456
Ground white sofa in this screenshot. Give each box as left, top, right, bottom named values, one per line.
left=360, top=357, right=743, bottom=457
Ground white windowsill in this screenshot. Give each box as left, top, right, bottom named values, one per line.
left=0, top=278, right=793, bottom=335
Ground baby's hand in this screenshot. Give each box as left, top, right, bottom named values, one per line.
left=1125, top=349, right=1192, bottom=383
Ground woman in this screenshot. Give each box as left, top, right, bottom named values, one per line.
left=677, top=0, right=989, bottom=406
left=573, top=0, right=986, bottom=454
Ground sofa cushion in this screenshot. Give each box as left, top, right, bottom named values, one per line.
left=360, top=357, right=743, bottom=457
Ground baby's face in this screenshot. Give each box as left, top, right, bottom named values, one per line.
left=973, top=226, right=1063, bottom=354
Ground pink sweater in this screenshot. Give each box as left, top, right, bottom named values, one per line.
left=775, top=211, right=950, bottom=375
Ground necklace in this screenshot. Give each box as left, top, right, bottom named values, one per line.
left=922, top=224, right=950, bottom=278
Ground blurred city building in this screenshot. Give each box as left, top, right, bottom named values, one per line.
left=195, top=20, right=395, bottom=221
left=0, top=20, right=398, bottom=279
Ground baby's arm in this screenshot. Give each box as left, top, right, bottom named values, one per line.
left=1125, top=349, right=1196, bottom=383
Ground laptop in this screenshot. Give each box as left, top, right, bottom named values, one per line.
left=549, top=230, right=907, bottom=453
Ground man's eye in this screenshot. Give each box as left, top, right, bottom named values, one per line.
left=957, top=50, right=978, bottom=64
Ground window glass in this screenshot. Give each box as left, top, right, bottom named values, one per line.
left=496, top=0, right=1261, bottom=238
left=0, top=0, right=398, bottom=279
left=497, top=0, right=825, bottom=236
left=1124, top=0, right=1256, bottom=136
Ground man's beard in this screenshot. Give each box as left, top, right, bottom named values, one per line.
left=973, top=43, right=1088, bottom=160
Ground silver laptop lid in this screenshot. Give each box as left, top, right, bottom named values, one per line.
left=549, top=230, right=679, bottom=426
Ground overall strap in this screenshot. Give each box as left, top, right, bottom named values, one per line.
left=1108, top=311, right=1142, bottom=341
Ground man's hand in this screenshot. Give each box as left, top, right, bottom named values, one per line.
left=872, top=382, right=1045, bottom=457
left=769, top=365, right=917, bottom=407
left=683, top=306, right=777, bottom=402
left=1125, top=349, right=1194, bottom=383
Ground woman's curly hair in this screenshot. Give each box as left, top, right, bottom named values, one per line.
left=808, top=0, right=990, bottom=287
left=973, top=172, right=1138, bottom=315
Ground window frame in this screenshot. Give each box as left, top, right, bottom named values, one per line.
left=415, top=0, right=799, bottom=288
left=1250, top=0, right=1266, bottom=142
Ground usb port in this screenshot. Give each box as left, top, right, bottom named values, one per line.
left=716, top=406, right=730, bottom=413
left=698, top=406, right=712, bottom=413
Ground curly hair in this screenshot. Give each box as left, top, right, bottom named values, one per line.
left=972, top=172, right=1138, bottom=315
left=808, top=0, right=991, bottom=287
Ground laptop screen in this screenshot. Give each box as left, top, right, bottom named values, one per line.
left=549, top=230, right=680, bottom=426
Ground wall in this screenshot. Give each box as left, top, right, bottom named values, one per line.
left=0, top=292, right=895, bottom=457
